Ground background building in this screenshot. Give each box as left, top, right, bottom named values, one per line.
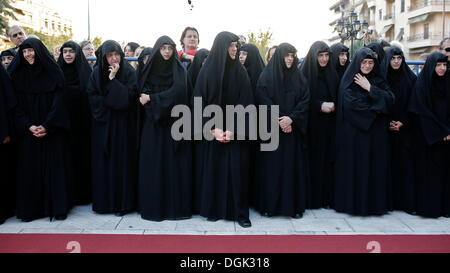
left=1, top=0, right=72, bottom=49
left=329, top=0, right=450, bottom=59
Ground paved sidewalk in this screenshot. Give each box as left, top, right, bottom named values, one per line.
left=1, top=205, right=449, bottom=235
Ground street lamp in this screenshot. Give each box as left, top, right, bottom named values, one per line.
left=335, top=10, right=369, bottom=59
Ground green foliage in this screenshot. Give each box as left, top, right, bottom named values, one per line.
left=92, top=36, right=102, bottom=49
left=22, top=26, right=73, bottom=53
left=0, top=0, right=17, bottom=36
left=247, top=29, right=274, bottom=64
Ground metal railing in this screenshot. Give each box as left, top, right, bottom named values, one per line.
left=407, top=32, right=442, bottom=42
left=408, top=0, right=450, bottom=12
left=86, top=58, right=425, bottom=75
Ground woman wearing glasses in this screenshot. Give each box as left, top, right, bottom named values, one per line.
left=334, top=48, right=395, bottom=216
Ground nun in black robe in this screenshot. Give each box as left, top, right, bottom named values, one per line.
left=137, top=36, right=192, bottom=221
left=87, top=40, right=137, bottom=215
left=192, top=31, right=255, bottom=227
left=301, top=41, right=340, bottom=209
left=187, top=48, right=209, bottom=91
left=334, top=48, right=395, bottom=216
left=381, top=46, right=417, bottom=213
left=0, top=65, right=16, bottom=224
left=408, top=52, right=450, bottom=218
left=239, top=43, right=265, bottom=208
left=57, top=41, right=93, bottom=205
left=254, top=43, right=310, bottom=218
left=366, top=42, right=386, bottom=66
left=8, top=38, right=73, bottom=222
left=136, top=47, right=153, bottom=79
left=330, top=43, right=350, bottom=81
left=186, top=48, right=209, bottom=214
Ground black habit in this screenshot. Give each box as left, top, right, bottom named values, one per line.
left=301, top=41, right=340, bottom=209
left=381, top=46, right=417, bottom=213
left=330, top=43, right=350, bottom=81
left=137, top=36, right=192, bottom=221
left=192, top=31, right=255, bottom=223
left=254, top=43, right=310, bottom=217
left=408, top=52, right=450, bottom=218
left=87, top=40, right=137, bottom=215
left=8, top=38, right=73, bottom=221
left=58, top=41, right=93, bottom=205
left=334, top=48, right=395, bottom=216
left=0, top=65, right=16, bottom=224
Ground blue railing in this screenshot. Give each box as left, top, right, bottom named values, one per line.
left=86, top=57, right=426, bottom=75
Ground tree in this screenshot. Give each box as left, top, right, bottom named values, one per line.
left=247, top=29, right=274, bottom=64
left=0, top=0, right=17, bottom=36
left=22, top=27, right=73, bottom=54
left=92, top=36, right=103, bottom=49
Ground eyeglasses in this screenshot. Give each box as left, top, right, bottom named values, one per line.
left=12, top=32, right=24, bottom=38
left=445, top=48, right=450, bottom=52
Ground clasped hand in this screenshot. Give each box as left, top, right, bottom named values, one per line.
left=211, top=129, right=233, bottom=143
left=29, top=125, right=47, bottom=138
left=279, top=116, right=293, bottom=134
left=389, top=121, right=404, bottom=132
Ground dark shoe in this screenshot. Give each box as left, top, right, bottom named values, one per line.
left=115, top=211, right=128, bottom=217
left=294, top=213, right=303, bottom=219
left=238, top=218, right=252, bottom=228
left=405, top=210, right=417, bottom=216
left=55, top=214, right=67, bottom=221
left=0, top=219, right=5, bottom=225
left=207, top=217, right=219, bottom=222
left=21, top=217, right=37, bottom=223
left=262, top=212, right=270, bottom=218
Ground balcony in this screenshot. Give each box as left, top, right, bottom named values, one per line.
left=407, top=32, right=443, bottom=48
left=409, top=0, right=450, bottom=13
left=383, top=14, right=395, bottom=20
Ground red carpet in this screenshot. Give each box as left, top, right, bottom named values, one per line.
left=0, top=234, right=449, bottom=253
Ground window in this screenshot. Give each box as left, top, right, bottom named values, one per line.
left=379, top=9, right=382, bottom=20
left=424, top=23, right=429, bottom=39
left=401, top=0, right=405, bottom=12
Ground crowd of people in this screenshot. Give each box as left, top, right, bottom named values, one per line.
left=0, top=25, right=449, bottom=228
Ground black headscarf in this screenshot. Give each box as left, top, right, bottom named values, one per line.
left=194, top=31, right=251, bottom=106
left=257, top=42, right=309, bottom=132
left=366, top=42, right=386, bottom=67
left=409, top=51, right=450, bottom=145
left=382, top=46, right=417, bottom=123
left=57, top=41, right=93, bottom=90
left=136, top=47, right=153, bottom=79
left=240, top=43, right=265, bottom=93
left=93, top=40, right=136, bottom=95
left=1, top=49, right=15, bottom=58
left=8, top=37, right=65, bottom=93
left=125, top=42, right=140, bottom=53
left=187, top=48, right=209, bottom=89
left=330, top=43, right=350, bottom=79
left=301, top=41, right=339, bottom=103
left=138, top=36, right=186, bottom=106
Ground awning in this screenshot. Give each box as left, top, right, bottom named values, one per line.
left=354, top=4, right=363, bottom=15
left=409, top=48, right=429, bottom=54
left=408, top=14, right=429, bottom=24
left=396, top=28, right=405, bottom=41
left=379, top=24, right=394, bottom=36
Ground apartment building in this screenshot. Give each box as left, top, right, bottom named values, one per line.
left=329, top=0, right=450, bottom=59
left=1, top=0, right=72, bottom=49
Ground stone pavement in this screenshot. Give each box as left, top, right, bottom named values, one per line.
left=1, top=205, right=449, bottom=235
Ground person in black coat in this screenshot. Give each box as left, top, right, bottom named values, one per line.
left=137, top=36, right=193, bottom=221
left=254, top=43, right=310, bottom=218
left=87, top=40, right=138, bottom=216
left=57, top=41, right=93, bottom=206
left=8, top=38, right=73, bottom=222
left=192, top=31, right=255, bottom=228
left=330, top=43, right=350, bottom=81
left=0, top=65, right=16, bottom=224
left=301, top=41, right=340, bottom=209
left=408, top=51, right=450, bottom=218
left=334, top=48, right=395, bottom=216
left=381, top=46, right=417, bottom=214
left=366, top=42, right=386, bottom=66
